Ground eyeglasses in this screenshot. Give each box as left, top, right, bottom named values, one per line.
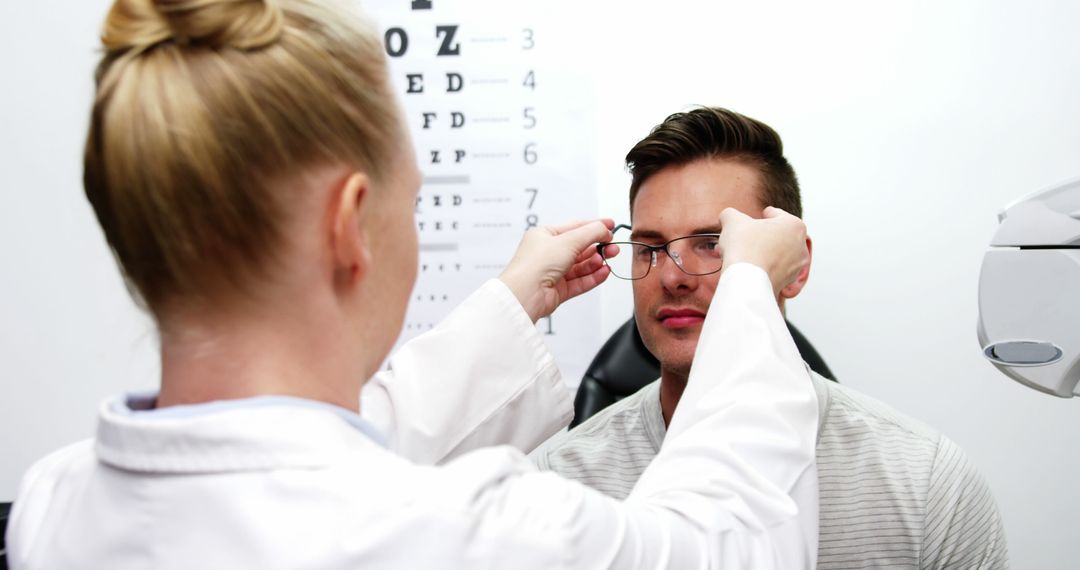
left=597, top=224, right=723, bottom=280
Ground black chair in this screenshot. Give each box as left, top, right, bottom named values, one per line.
left=571, top=317, right=835, bottom=428
left=1, top=501, right=11, bottom=570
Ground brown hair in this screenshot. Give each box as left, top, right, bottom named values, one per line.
left=625, top=107, right=802, bottom=218
left=85, top=0, right=402, bottom=317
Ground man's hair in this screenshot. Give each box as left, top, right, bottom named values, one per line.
left=626, top=107, right=802, bottom=218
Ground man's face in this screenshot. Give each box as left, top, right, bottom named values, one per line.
left=631, top=158, right=766, bottom=378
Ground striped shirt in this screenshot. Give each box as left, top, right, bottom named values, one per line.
left=537, top=372, right=1009, bottom=569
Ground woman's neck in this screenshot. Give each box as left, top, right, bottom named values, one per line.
left=157, top=300, right=366, bottom=412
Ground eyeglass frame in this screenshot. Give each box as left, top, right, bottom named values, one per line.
left=596, top=223, right=724, bottom=281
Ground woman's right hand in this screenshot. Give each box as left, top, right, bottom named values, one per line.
left=498, top=219, right=615, bottom=323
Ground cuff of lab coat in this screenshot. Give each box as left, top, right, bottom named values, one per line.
left=442, top=279, right=572, bottom=456
left=366, top=278, right=571, bottom=465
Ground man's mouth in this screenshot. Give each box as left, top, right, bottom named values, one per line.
left=656, top=308, right=706, bottom=329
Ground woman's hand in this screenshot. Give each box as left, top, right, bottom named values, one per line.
left=499, top=219, right=615, bottom=322
left=717, top=207, right=810, bottom=297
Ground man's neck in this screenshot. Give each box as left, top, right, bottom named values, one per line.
left=659, top=367, right=690, bottom=427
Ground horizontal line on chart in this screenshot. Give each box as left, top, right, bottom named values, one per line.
left=474, top=222, right=512, bottom=229
left=472, top=153, right=510, bottom=159
left=475, top=264, right=507, bottom=270
left=419, top=242, right=459, bottom=252
left=422, top=175, right=470, bottom=185
left=471, top=79, right=509, bottom=85
left=471, top=117, right=510, bottom=123
left=473, top=197, right=512, bottom=203
left=469, top=37, right=508, bottom=43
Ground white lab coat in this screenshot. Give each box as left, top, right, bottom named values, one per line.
left=6, top=265, right=818, bottom=569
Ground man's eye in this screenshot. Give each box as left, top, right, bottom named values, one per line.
left=632, top=244, right=660, bottom=259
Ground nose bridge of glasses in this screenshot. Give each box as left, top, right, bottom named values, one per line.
left=632, top=244, right=674, bottom=276
left=630, top=242, right=682, bottom=272
left=663, top=245, right=684, bottom=267
left=664, top=236, right=721, bottom=275
left=642, top=245, right=684, bottom=275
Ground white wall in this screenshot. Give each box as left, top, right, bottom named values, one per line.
left=3, top=0, right=1079, bottom=567
left=0, top=0, right=163, bottom=492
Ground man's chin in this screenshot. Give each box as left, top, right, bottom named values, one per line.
left=658, top=358, right=693, bottom=383
left=644, top=340, right=698, bottom=376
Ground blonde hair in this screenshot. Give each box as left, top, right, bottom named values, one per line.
left=85, top=0, right=402, bottom=316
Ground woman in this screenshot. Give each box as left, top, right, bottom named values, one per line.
left=6, top=0, right=818, bottom=568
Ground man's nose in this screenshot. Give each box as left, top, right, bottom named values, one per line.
left=656, top=250, right=698, bottom=294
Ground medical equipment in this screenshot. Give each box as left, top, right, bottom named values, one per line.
left=977, top=177, right=1080, bottom=397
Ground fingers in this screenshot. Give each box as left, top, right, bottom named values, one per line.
left=573, top=244, right=598, bottom=264
left=558, top=220, right=613, bottom=252
left=720, top=206, right=795, bottom=226
left=548, top=218, right=615, bottom=236
left=718, top=207, right=752, bottom=229
left=761, top=206, right=790, bottom=219
left=562, top=263, right=611, bottom=301
left=571, top=239, right=620, bottom=265
left=547, top=219, right=588, bottom=235
left=565, top=252, right=605, bottom=280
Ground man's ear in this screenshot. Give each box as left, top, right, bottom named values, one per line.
left=780, top=235, right=812, bottom=300
left=330, top=172, right=372, bottom=285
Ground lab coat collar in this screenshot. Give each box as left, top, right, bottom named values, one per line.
left=95, top=393, right=386, bottom=474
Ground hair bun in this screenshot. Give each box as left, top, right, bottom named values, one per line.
left=102, top=0, right=283, bottom=52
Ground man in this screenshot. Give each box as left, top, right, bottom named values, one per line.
left=537, top=107, right=1009, bottom=568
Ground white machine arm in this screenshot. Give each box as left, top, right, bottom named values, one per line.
left=978, top=177, right=1080, bottom=397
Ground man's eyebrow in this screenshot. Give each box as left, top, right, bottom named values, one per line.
left=630, top=227, right=723, bottom=241
left=629, top=229, right=665, bottom=241
left=689, top=225, right=723, bottom=235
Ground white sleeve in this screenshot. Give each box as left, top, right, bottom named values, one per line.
left=360, top=279, right=573, bottom=465
left=626, top=262, right=819, bottom=567
left=453, top=263, right=819, bottom=569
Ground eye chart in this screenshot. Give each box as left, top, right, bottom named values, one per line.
left=367, top=0, right=602, bottom=389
